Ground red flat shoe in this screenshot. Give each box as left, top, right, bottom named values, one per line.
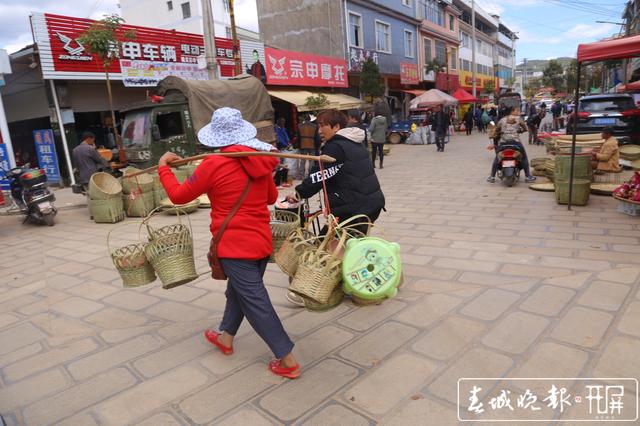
left=204, top=330, right=233, bottom=355
left=268, top=358, right=301, bottom=379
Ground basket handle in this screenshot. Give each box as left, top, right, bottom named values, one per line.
left=107, top=220, right=147, bottom=254
left=303, top=210, right=323, bottom=230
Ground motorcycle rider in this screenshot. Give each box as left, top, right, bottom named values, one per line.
left=72, top=132, right=110, bottom=189
left=487, top=107, right=537, bottom=183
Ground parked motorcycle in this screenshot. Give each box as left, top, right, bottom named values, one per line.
left=496, top=143, right=524, bottom=187
left=2, top=165, right=57, bottom=226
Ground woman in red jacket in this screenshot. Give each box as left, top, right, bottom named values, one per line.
left=158, top=107, right=300, bottom=379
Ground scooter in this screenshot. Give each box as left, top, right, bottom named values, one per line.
left=2, top=165, right=57, bottom=226
left=496, top=143, right=524, bottom=187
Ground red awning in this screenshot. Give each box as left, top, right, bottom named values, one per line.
left=402, top=90, right=426, bottom=97
left=577, top=34, right=640, bottom=63
left=451, top=88, right=478, bottom=103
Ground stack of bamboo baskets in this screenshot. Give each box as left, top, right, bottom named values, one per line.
left=121, top=167, right=155, bottom=217
left=88, top=173, right=125, bottom=223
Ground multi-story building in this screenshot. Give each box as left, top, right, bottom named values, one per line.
left=416, top=0, right=461, bottom=92
left=494, top=22, right=517, bottom=91
left=120, top=0, right=258, bottom=40
left=623, top=0, right=640, bottom=35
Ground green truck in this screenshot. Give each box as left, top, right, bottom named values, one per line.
left=119, top=75, right=276, bottom=169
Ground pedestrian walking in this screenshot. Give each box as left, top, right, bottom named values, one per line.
left=158, top=107, right=301, bottom=379
left=475, top=107, right=485, bottom=132
left=464, top=108, right=474, bottom=136
left=432, top=105, right=450, bottom=152
left=347, top=110, right=368, bottom=147
left=369, top=107, right=387, bottom=168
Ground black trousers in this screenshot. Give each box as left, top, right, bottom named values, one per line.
left=371, top=143, right=384, bottom=166
left=465, top=122, right=473, bottom=135
left=435, top=130, right=447, bottom=151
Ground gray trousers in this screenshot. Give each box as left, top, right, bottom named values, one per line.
left=219, top=257, right=294, bottom=359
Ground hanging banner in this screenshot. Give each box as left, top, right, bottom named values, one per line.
left=31, top=12, right=205, bottom=80
left=120, top=60, right=208, bottom=87
left=400, top=62, right=419, bottom=85
left=0, top=143, right=10, bottom=190
left=33, top=129, right=61, bottom=183
left=264, top=47, right=348, bottom=88
left=349, top=47, right=379, bottom=72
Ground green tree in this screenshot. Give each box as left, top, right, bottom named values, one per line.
left=360, top=59, right=384, bottom=98
left=565, top=58, right=578, bottom=94
left=524, top=78, right=542, bottom=98
left=78, top=15, right=135, bottom=157
left=542, top=59, right=565, bottom=92
left=304, top=93, right=330, bottom=115
left=484, top=79, right=496, bottom=95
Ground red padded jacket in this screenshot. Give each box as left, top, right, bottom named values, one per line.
left=159, top=145, right=278, bottom=260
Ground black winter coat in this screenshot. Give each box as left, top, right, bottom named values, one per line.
left=296, top=134, right=385, bottom=220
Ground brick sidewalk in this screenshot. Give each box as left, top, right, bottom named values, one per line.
left=0, top=133, right=639, bottom=425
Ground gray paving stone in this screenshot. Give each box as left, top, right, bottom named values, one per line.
left=593, top=336, right=640, bottom=383
left=85, top=307, right=149, bottom=329
left=0, top=322, right=47, bottom=356
left=136, top=412, right=184, bottom=426
left=382, top=397, right=458, bottom=426
left=394, top=293, right=461, bottom=329
left=598, top=267, right=640, bottom=284
left=146, top=301, right=210, bottom=322
left=482, top=311, right=549, bottom=354
left=618, top=301, right=640, bottom=337
left=295, top=325, right=355, bottom=367
left=344, top=353, right=438, bottom=416
left=338, top=299, right=406, bottom=332
left=459, top=289, right=521, bottom=321
left=412, top=316, right=486, bottom=361
left=133, top=333, right=211, bottom=378
left=301, top=403, right=370, bottom=426
left=282, top=304, right=350, bottom=336
left=50, top=297, right=104, bottom=318
left=577, top=281, right=630, bottom=311
left=339, top=321, right=418, bottom=367
left=519, top=285, right=576, bottom=316
left=0, top=368, right=68, bottom=412
left=103, top=291, right=160, bottom=310
left=218, top=407, right=276, bottom=426
left=551, top=307, right=613, bottom=348
left=543, top=272, right=592, bottom=289
left=260, top=359, right=359, bottom=421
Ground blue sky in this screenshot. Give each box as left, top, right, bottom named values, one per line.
left=474, top=0, right=628, bottom=63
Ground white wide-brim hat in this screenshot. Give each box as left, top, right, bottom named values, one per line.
left=197, top=107, right=258, bottom=148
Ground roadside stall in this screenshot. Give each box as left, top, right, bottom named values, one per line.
left=451, top=88, right=478, bottom=132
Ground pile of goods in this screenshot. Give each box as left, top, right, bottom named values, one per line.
left=275, top=214, right=403, bottom=311
left=531, top=158, right=555, bottom=180
left=121, top=167, right=155, bottom=217
left=88, top=172, right=125, bottom=223
left=619, top=145, right=640, bottom=170
left=543, top=133, right=603, bottom=155
left=613, top=172, right=640, bottom=216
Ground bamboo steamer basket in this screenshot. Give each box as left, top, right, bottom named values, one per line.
left=88, top=172, right=122, bottom=200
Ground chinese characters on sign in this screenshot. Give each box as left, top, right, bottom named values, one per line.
left=264, top=47, right=348, bottom=88
left=0, top=143, right=10, bottom=190
left=33, top=130, right=61, bottom=183
left=400, top=62, right=419, bottom=85
left=120, top=60, right=208, bottom=87
left=348, top=47, right=379, bottom=72
left=459, top=378, right=638, bottom=422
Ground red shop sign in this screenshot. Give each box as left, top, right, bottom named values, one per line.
left=264, top=47, right=348, bottom=88
left=400, top=62, right=419, bottom=85
left=32, top=12, right=205, bottom=80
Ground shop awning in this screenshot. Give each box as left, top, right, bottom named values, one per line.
left=402, top=89, right=426, bottom=97
left=323, top=93, right=371, bottom=111
left=451, top=88, right=478, bottom=103
left=577, top=34, right=640, bottom=63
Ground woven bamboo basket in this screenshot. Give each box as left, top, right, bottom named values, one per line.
left=88, top=172, right=122, bottom=200
left=289, top=228, right=347, bottom=304
left=275, top=228, right=321, bottom=277
left=303, top=285, right=344, bottom=312
left=123, top=191, right=155, bottom=217
left=122, top=167, right=154, bottom=194
left=269, top=210, right=300, bottom=262
left=89, top=197, right=125, bottom=223
left=108, top=225, right=156, bottom=288
left=144, top=208, right=198, bottom=289
left=159, top=198, right=200, bottom=215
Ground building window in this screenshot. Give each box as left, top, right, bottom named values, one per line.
left=402, top=0, right=411, bottom=6
left=375, top=20, right=391, bottom=53
left=423, top=37, right=432, bottom=63
left=449, top=48, right=457, bottom=70
left=449, top=14, right=454, bottom=31
left=421, top=0, right=444, bottom=26
left=348, top=12, right=363, bottom=47
left=226, top=27, right=232, bottom=39
left=181, top=2, right=191, bottom=19
left=167, top=1, right=173, bottom=11
left=404, top=30, right=414, bottom=58
left=460, top=31, right=470, bottom=48
left=435, top=39, right=447, bottom=65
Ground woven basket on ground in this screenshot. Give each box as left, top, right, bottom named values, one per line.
left=122, top=167, right=154, bottom=194
left=123, top=192, right=155, bottom=217
left=144, top=209, right=198, bottom=289
left=159, top=198, right=200, bottom=215
left=269, top=210, right=300, bottom=262
left=303, top=285, right=344, bottom=312
left=289, top=227, right=347, bottom=304
left=89, top=172, right=122, bottom=200
left=90, top=197, right=125, bottom=223
left=108, top=225, right=156, bottom=288
left=620, top=145, right=640, bottom=161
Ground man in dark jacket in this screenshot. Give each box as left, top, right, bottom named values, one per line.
left=463, top=108, right=474, bottom=136
left=288, top=109, right=385, bottom=229
left=72, top=131, right=110, bottom=187
left=432, top=105, right=450, bottom=152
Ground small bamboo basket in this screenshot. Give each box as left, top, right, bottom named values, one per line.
left=143, top=208, right=198, bottom=289
left=275, top=227, right=321, bottom=277
left=89, top=172, right=122, bottom=200
left=269, top=209, right=301, bottom=262
left=289, top=225, right=348, bottom=304
left=108, top=224, right=156, bottom=288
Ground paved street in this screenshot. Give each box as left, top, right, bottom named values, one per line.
left=1, top=131, right=639, bottom=425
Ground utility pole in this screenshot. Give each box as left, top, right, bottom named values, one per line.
left=228, top=0, right=242, bottom=76
left=471, top=0, right=477, bottom=102
left=523, top=58, right=528, bottom=94
left=202, top=0, right=219, bottom=80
